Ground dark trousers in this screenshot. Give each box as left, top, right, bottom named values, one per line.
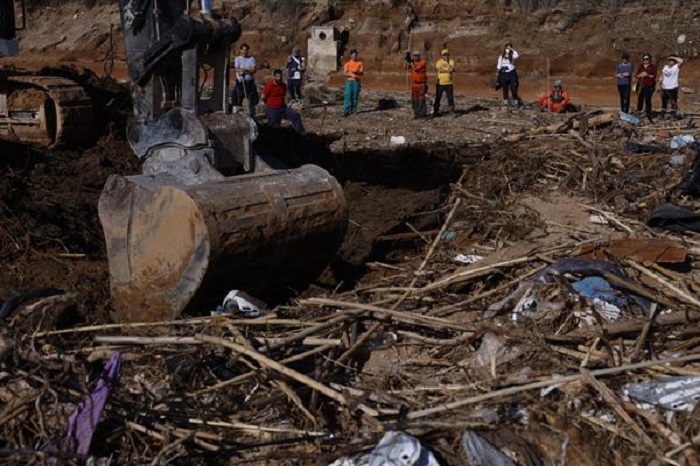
left=288, top=78, right=302, bottom=100
left=617, top=84, right=631, bottom=113
left=232, top=79, right=259, bottom=114
left=411, top=83, right=427, bottom=117
left=265, top=106, right=306, bottom=134
left=501, top=70, right=521, bottom=104
left=661, top=87, right=679, bottom=115
left=636, top=85, right=655, bottom=120
left=434, top=84, right=454, bottom=114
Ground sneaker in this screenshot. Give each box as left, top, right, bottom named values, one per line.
left=502, top=99, right=509, bottom=106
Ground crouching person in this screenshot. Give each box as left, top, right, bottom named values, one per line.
left=538, top=79, right=574, bottom=113
left=261, top=69, right=306, bottom=135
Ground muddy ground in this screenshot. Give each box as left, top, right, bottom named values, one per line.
left=3, top=67, right=700, bottom=464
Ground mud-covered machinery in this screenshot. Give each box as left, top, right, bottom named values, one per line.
left=0, top=0, right=92, bottom=147
left=98, top=0, right=347, bottom=322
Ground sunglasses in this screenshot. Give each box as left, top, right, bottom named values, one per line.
left=643, top=58, right=650, bottom=61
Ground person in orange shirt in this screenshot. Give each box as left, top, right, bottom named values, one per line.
left=343, top=49, right=364, bottom=116
left=538, top=79, right=570, bottom=113
left=405, top=50, right=427, bottom=118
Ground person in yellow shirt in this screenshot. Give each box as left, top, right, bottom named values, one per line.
left=433, top=49, right=455, bottom=116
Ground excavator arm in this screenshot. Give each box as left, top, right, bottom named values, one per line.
left=99, top=0, right=348, bottom=322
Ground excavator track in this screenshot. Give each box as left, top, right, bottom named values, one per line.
left=0, top=75, right=93, bottom=147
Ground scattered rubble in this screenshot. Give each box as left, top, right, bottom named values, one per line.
left=3, top=86, right=700, bottom=465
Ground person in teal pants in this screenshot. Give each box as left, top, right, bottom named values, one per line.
left=342, top=49, right=363, bottom=115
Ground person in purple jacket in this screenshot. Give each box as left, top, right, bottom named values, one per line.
left=615, top=52, right=634, bottom=113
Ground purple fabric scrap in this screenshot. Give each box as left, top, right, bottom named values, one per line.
left=48, top=351, right=121, bottom=457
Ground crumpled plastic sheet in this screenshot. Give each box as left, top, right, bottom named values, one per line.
left=572, top=276, right=626, bottom=308
left=329, top=431, right=440, bottom=466
left=218, top=289, right=268, bottom=318
left=486, top=258, right=650, bottom=318
left=461, top=430, right=515, bottom=466
left=624, top=376, right=700, bottom=411
left=46, top=352, right=121, bottom=457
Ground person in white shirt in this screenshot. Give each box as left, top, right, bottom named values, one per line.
left=496, top=43, right=522, bottom=108
left=658, top=55, right=684, bottom=120
left=232, top=43, right=259, bottom=115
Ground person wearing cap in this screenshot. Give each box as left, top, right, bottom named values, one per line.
left=496, top=43, right=523, bottom=107
left=261, top=69, right=306, bottom=135
left=286, top=46, right=306, bottom=101
left=405, top=50, right=428, bottom=118
left=658, top=55, right=684, bottom=120
left=537, top=79, right=570, bottom=113
left=635, top=53, right=657, bottom=123
left=616, top=52, right=634, bottom=113
left=342, top=49, right=364, bottom=116
left=433, top=49, right=456, bottom=116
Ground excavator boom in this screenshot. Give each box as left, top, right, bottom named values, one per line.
left=98, top=0, right=347, bottom=321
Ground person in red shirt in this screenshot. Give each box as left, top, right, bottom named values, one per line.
left=261, top=69, right=306, bottom=135
left=404, top=50, right=427, bottom=118
left=635, top=53, right=657, bottom=123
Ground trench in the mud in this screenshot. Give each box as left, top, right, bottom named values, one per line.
left=0, top=119, right=481, bottom=319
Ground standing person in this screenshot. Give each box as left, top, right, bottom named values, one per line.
left=342, top=49, right=363, bottom=116
left=286, top=46, right=306, bottom=101
left=232, top=43, right=259, bottom=115
left=433, top=49, right=455, bottom=116
left=496, top=43, right=522, bottom=108
left=616, top=52, right=634, bottom=113
left=405, top=50, right=427, bottom=118
left=658, top=55, right=684, bottom=120
left=635, top=53, right=657, bottom=123
left=261, top=69, right=306, bottom=135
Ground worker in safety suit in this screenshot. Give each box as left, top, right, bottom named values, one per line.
left=538, top=79, right=570, bottom=113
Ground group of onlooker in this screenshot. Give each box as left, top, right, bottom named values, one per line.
left=230, top=43, right=307, bottom=134
left=232, top=40, right=687, bottom=134
left=616, top=52, right=684, bottom=123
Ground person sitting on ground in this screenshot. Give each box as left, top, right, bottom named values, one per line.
left=658, top=55, right=684, bottom=120
left=404, top=50, right=427, bottom=118
left=538, top=79, right=571, bottom=113
left=342, top=49, right=364, bottom=116
left=261, top=69, right=306, bottom=135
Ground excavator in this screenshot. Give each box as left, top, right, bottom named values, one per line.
left=0, top=0, right=93, bottom=146
left=3, top=0, right=347, bottom=322
left=98, top=0, right=348, bottom=322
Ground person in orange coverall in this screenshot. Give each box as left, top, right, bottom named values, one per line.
left=404, top=50, right=428, bottom=118
left=538, top=79, right=570, bottom=113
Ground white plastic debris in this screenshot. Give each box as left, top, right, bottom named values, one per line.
left=624, top=376, right=700, bottom=411
left=219, top=290, right=267, bottom=317
left=678, top=34, right=687, bottom=44
left=454, top=254, right=484, bottom=264
left=329, top=431, right=440, bottom=466
left=461, top=431, right=515, bottom=466
left=589, top=214, right=609, bottom=225
left=619, top=112, right=640, bottom=126
left=671, top=134, right=695, bottom=149
left=390, top=136, right=407, bottom=146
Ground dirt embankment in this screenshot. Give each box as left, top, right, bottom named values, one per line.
left=7, top=0, right=700, bottom=107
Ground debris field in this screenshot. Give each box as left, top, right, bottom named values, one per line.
left=2, top=85, right=700, bottom=465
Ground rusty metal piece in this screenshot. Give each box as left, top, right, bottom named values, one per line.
left=99, top=165, right=347, bottom=323
left=0, top=76, right=92, bottom=147
left=578, top=239, right=687, bottom=264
